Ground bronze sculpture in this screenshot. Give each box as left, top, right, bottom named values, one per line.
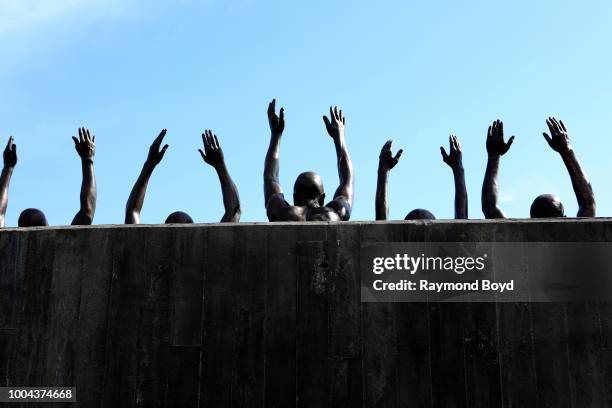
left=125, top=129, right=240, bottom=224
left=264, top=100, right=354, bottom=221
left=376, top=135, right=468, bottom=220
left=481, top=118, right=595, bottom=218
left=1, top=128, right=97, bottom=228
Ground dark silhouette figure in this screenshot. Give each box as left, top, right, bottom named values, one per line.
left=0, top=137, right=17, bottom=227
left=2, top=128, right=97, bottom=228
left=125, top=129, right=240, bottom=224
left=125, top=129, right=168, bottom=224
left=264, top=99, right=354, bottom=221
left=70, top=127, right=97, bottom=225
left=199, top=130, right=241, bottom=222
left=481, top=118, right=595, bottom=218
left=375, top=140, right=404, bottom=220
left=440, top=134, right=468, bottom=219
left=376, top=136, right=467, bottom=221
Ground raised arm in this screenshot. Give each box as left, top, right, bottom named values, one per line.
left=376, top=140, right=403, bottom=220
left=71, top=128, right=96, bottom=225
left=543, top=117, right=595, bottom=217
left=441, top=135, right=468, bottom=219
left=482, top=120, right=514, bottom=219
left=199, top=130, right=241, bottom=222
left=125, top=129, right=168, bottom=224
left=323, top=106, right=354, bottom=220
left=0, top=137, right=17, bottom=228
left=264, top=99, right=285, bottom=204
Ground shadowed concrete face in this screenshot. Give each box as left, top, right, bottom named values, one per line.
left=405, top=209, right=436, bottom=220
left=530, top=194, right=565, bottom=218
left=165, top=211, right=194, bottom=224
left=293, top=172, right=325, bottom=207
left=18, top=208, right=48, bottom=227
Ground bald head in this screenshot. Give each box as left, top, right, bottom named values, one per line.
left=405, top=209, right=436, bottom=220
left=18, top=208, right=48, bottom=227
left=293, top=171, right=325, bottom=206
left=165, top=211, right=194, bottom=224
left=530, top=194, right=565, bottom=218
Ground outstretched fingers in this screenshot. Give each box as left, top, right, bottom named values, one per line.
left=203, top=130, right=211, bottom=151
left=327, top=106, right=345, bottom=124
left=547, top=117, right=562, bottom=135
left=268, top=99, right=276, bottom=116
left=453, top=135, right=461, bottom=151
left=154, top=129, right=167, bottom=148
left=552, top=117, right=562, bottom=132
left=382, top=139, right=393, bottom=152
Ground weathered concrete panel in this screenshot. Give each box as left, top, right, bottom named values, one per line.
left=0, top=219, right=611, bottom=407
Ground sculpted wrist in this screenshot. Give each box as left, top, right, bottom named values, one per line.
left=214, top=161, right=227, bottom=173
left=558, top=146, right=573, bottom=157
left=378, top=163, right=390, bottom=174
left=453, top=164, right=464, bottom=173
left=144, top=159, right=158, bottom=170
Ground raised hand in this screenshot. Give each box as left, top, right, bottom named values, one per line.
left=147, top=129, right=169, bottom=166
left=441, top=134, right=463, bottom=169
left=3, top=136, right=16, bottom=168
left=267, top=99, right=285, bottom=136
left=72, top=127, right=96, bottom=160
left=482, top=120, right=510, bottom=219
left=379, top=140, right=403, bottom=171
left=199, top=129, right=225, bottom=168
left=323, top=106, right=345, bottom=140
left=486, top=120, right=514, bottom=157
left=543, top=117, right=571, bottom=154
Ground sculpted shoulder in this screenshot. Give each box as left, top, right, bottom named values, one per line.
left=306, top=206, right=342, bottom=221
left=267, top=204, right=343, bottom=222
left=268, top=204, right=306, bottom=222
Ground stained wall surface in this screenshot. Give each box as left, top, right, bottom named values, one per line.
left=1, top=220, right=612, bottom=407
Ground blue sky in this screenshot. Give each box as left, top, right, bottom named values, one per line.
left=1, top=0, right=611, bottom=225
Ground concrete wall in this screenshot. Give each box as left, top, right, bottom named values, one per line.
left=1, top=219, right=612, bottom=407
